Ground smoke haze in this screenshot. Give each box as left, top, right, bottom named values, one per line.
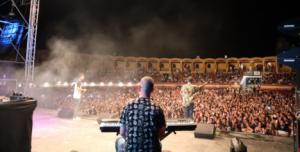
left=28, top=0, right=300, bottom=84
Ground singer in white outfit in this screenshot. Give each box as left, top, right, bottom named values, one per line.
left=72, top=74, right=86, bottom=120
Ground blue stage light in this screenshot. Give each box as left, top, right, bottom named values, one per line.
left=0, top=20, right=24, bottom=46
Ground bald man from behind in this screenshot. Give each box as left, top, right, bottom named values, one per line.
left=115, top=76, right=166, bottom=152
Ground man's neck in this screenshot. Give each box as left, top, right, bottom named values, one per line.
left=139, top=93, right=150, bottom=98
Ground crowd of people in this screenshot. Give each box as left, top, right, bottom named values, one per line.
left=262, top=73, right=296, bottom=85
left=193, top=89, right=295, bottom=136
left=71, top=69, right=295, bottom=85
left=34, top=85, right=295, bottom=137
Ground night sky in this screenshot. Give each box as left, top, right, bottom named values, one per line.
left=5, top=0, right=300, bottom=58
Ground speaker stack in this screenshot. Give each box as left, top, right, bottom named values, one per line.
left=57, top=107, right=74, bottom=119
left=194, top=123, right=216, bottom=139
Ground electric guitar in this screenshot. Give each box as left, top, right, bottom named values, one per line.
left=189, top=82, right=208, bottom=101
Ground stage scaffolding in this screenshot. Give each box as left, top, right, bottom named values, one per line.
left=0, top=0, right=40, bottom=92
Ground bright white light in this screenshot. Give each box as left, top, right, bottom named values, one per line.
left=284, top=59, right=295, bottom=62
left=29, top=83, right=33, bottom=87
left=127, top=82, right=133, bottom=86
left=118, top=82, right=124, bottom=87
left=18, top=83, right=22, bottom=88
left=267, top=62, right=272, bottom=66
left=90, top=82, right=96, bottom=87
left=108, top=82, right=113, bottom=86
left=63, top=82, right=69, bottom=87
left=56, top=81, right=62, bottom=86
left=43, top=82, right=50, bottom=88
left=83, top=82, right=88, bottom=86
left=100, top=82, right=105, bottom=86
left=283, top=24, right=295, bottom=28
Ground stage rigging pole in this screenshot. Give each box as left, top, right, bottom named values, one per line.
left=24, top=0, right=40, bottom=87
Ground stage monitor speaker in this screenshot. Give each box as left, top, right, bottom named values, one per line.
left=230, top=137, right=247, bottom=152
left=57, top=107, right=74, bottom=119
left=194, top=123, right=216, bottom=139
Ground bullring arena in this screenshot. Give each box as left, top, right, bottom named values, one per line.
left=26, top=55, right=295, bottom=152
left=0, top=1, right=299, bottom=152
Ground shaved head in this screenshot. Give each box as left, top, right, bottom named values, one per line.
left=140, top=76, right=154, bottom=96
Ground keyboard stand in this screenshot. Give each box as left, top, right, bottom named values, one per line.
left=161, top=130, right=176, bottom=140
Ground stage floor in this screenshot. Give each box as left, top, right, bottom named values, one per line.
left=32, top=109, right=293, bottom=152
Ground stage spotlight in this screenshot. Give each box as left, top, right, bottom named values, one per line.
left=18, top=83, right=22, bottom=88
left=118, top=82, right=124, bottom=87
left=108, top=82, right=113, bottom=86
left=127, top=82, right=133, bottom=86
left=83, top=82, right=88, bottom=86
left=43, top=82, right=50, bottom=88
left=100, top=82, right=105, bottom=86
left=63, top=82, right=69, bottom=87
left=56, top=81, right=62, bottom=86
left=8, top=7, right=16, bottom=17
left=90, top=82, right=96, bottom=87
left=0, top=19, right=24, bottom=46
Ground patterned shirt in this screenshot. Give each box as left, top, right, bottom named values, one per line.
left=120, top=97, right=166, bottom=152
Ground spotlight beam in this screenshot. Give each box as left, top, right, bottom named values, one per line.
left=0, top=20, right=27, bottom=28
left=0, top=30, right=25, bottom=61
left=0, top=20, right=13, bottom=24
left=0, top=28, right=26, bottom=62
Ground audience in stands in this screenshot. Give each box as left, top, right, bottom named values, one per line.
left=61, top=70, right=296, bottom=85
left=34, top=86, right=295, bottom=137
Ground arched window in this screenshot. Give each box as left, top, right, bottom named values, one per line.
left=207, top=63, right=211, bottom=68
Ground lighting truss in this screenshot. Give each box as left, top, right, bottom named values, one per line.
left=0, top=0, right=40, bottom=89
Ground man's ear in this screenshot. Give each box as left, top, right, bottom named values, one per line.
left=136, top=86, right=141, bottom=93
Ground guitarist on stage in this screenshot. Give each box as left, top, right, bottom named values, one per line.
left=180, top=77, right=207, bottom=119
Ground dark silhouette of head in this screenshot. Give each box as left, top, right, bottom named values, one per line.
left=140, top=76, right=154, bottom=97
